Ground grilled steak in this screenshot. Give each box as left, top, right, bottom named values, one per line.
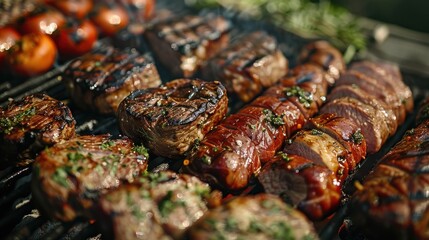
left=350, top=117, right=429, bottom=239
left=0, top=94, right=75, bottom=166
left=32, top=135, right=149, bottom=222
left=187, top=194, right=319, bottom=240
left=299, top=40, right=346, bottom=85
left=118, top=79, right=228, bottom=159
left=258, top=154, right=341, bottom=220
left=144, top=14, right=231, bottom=78
left=186, top=62, right=329, bottom=191
left=64, top=46, right=161, bottom=115
left=95, top=171, right=216, bottom=240
left=202, top=31, right=288, bottom=102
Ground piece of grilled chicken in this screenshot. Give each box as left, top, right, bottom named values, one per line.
left=32, top=135, right=149, bottom=222
left=118, top=79, right=228, bottom=159
left=64, top=46, right=161, bottom=115
left=0, top=94, right=75, bottom=166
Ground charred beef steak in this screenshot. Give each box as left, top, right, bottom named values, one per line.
left=32, top=135, right=149, bottom=221
left=64, top=46, right=161, bottom=115
left=0, top=94, right=75, bottom=166
left=145, top=14, right=231, bottom=78
left=187, top=194, right=318, bottom=240
left=95, top=171, right=218, bottom=240
left=202, top=31, right=288, bottom=102
left=117, top=79, right=228, bottom=159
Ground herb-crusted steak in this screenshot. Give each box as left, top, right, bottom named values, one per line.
left=0, top=94, right=75, bottom=166
left=32, top=135, right=149, bottom=221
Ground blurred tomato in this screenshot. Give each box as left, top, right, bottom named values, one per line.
left=0, top=27, right=21, bottom=66
left=92, top=4, right=129, bottom=36
left=54, top=19, right=98, bottom=59
left=49, top=0, right=93, bottom=19
left=6, top=33, right=57, bottom=77
left=127, top=0, right=155, bottom=20
left=19, top=7, right=66, bottom=35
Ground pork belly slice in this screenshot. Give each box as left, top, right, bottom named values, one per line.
left=258, top=154, right=341, bottom=220
left=187, top=194, right=318, bottom=240
left=32, top=135, right=149, bottom=222
left=320, top=97, right=390, bottom=154
left=202, top=31, right=288, bottom=102
left=145, top=14, right=231, bottom=78
left=0, top=94, right=75, bottom=166
left=64, top=47, right=161, bottom=115
left=95, top=171, right=216, bottom=240
left=118, top=79, right=228, bottom=159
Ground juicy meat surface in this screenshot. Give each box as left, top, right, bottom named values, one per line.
left=32, top=135, right=149, bottom=221
left=118, top=79, right=228, bottom=159
left=187, top=194, right=319, bottom=240
left=64, top=46, right=161, bottom=115
left=0, top=94, right=75, bottom=166
left=145, top=14, right=231, bottom=78
left=95, top=171, right=215, bottom=240
left=202, top=31, right=288, bottom=102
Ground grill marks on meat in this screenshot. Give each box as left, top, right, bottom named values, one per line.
left=117, top=79, right=228, bottom=159
left=145, top=14, right=231, bottom=78
left=31, top=135, right=149, bottom=222
left=64, top=47, right=161, bottom=115
left=95, top=171, right=215, bottom=240
left=187, top=194, right=318, bottom=240
left=186, top=63, right=329, bottom=191
left=0, top=94, right=75, bottom=166
left=350, top=115, right=429, bottom=239
left=202, top=31, right=288, bottom=102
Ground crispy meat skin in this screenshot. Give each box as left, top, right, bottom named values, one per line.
left=95, top=171, right=214, bottom=240
left=118, top=79, right=228, bottom=159
left=31, top=135, right=148, bottom=222
left=0, top=94, right=75, bottom=165
left=202, top=31, right=288, bottom=102
left=187, top=194, right=318, bottom=240
left=64, top=47, right=161, bottom=115
left=145, top=14, right=231, bottom=78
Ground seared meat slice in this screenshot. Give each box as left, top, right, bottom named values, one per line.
left=0, top=94, right=75, bottom=166
left=187, top=194, right=318, bottom=240
left=416, top=97, right=429, bottom=124
left=258, top=154, right=341, bottom=220
left=31, top=135, right=149, bottom=222
left=145, top=14, right=231, bottom=78
left=95, top=171, right=216, bottom=240
left=299, top=40, right=346, bottom=85
left=64, top=46, right=161, bottom=115
left=202, top=31, right=288, bottom=102
left=118, top=79, right=228, bottom=159
left=320, top=97, right=390, bottom=154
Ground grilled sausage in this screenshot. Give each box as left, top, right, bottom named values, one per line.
left=202, top=31, right=288, bottom=102
left=118, top=79, right=228, bottom=159
left=0, top=94, right=75, bottom=166
left=32, top=135, right=149, bottom=222
left=64, top=46, right=161, bottom=115
left=145, top=14, right=231, bottom=78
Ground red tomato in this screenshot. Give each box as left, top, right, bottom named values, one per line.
left=19, top=7, right=66, bottom=35
left=54, top=20, right=98, bottom=59
left=92, top=5, right=130, bottom=36
left=6, top=33, right=57, bottom=77
left=127, top=0, right=155, bottom=20
left=0, top=27, right=21, bottom=66
left=49, top=0, right=93, bottom=19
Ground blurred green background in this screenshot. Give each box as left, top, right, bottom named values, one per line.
left=332, top=0, right=429, bottom=33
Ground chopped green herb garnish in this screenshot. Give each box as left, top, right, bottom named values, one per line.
left=225, top=218, right=238, bottom=231
left=201, top=155, right=212, bottom=165
left=277, top=152, right=291, bottom=162
left=284, top=86, right=313, bottom=108
left=67, top=152, right=86, bottom=163
left=100, top=140, right=116, bottom=150
left=262, top=109, right=285, bottom=127
left=212, top=147, right=218, bottom=152
left=249, top=220, right=264, bottom=233
left=248, top=123, right=256, bottom=130
left=405, top=128, right=415, bottom=136
left=52, top=167, right=70, bottom=187
left=310, top=129, right=323, bottom=135
left=351, top=130, right=364, bottom=145
left=133, top=145, right=149, bottom=158
left=0, top=107, right=36, bottom=134
left=158, top=190, right=186, bottom=217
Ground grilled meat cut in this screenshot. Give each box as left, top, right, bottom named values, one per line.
left=95, top=171, right=216, bottom=240
left=32, top=135, right=149, bottom=222
left=64, top=46, right=161, bottom=115
left=145, top=14, right=231, bottom=78
left=350, top=114, right=429, bottom=239
left=186, top=62, right=329, bottom=191
left=187, top=194, right=319, bottom=240
left=118, top=79, right=228, bottom=159
left=202, top=31, right=288, bottom=102
left=0, top=94, right=75, bottom=166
